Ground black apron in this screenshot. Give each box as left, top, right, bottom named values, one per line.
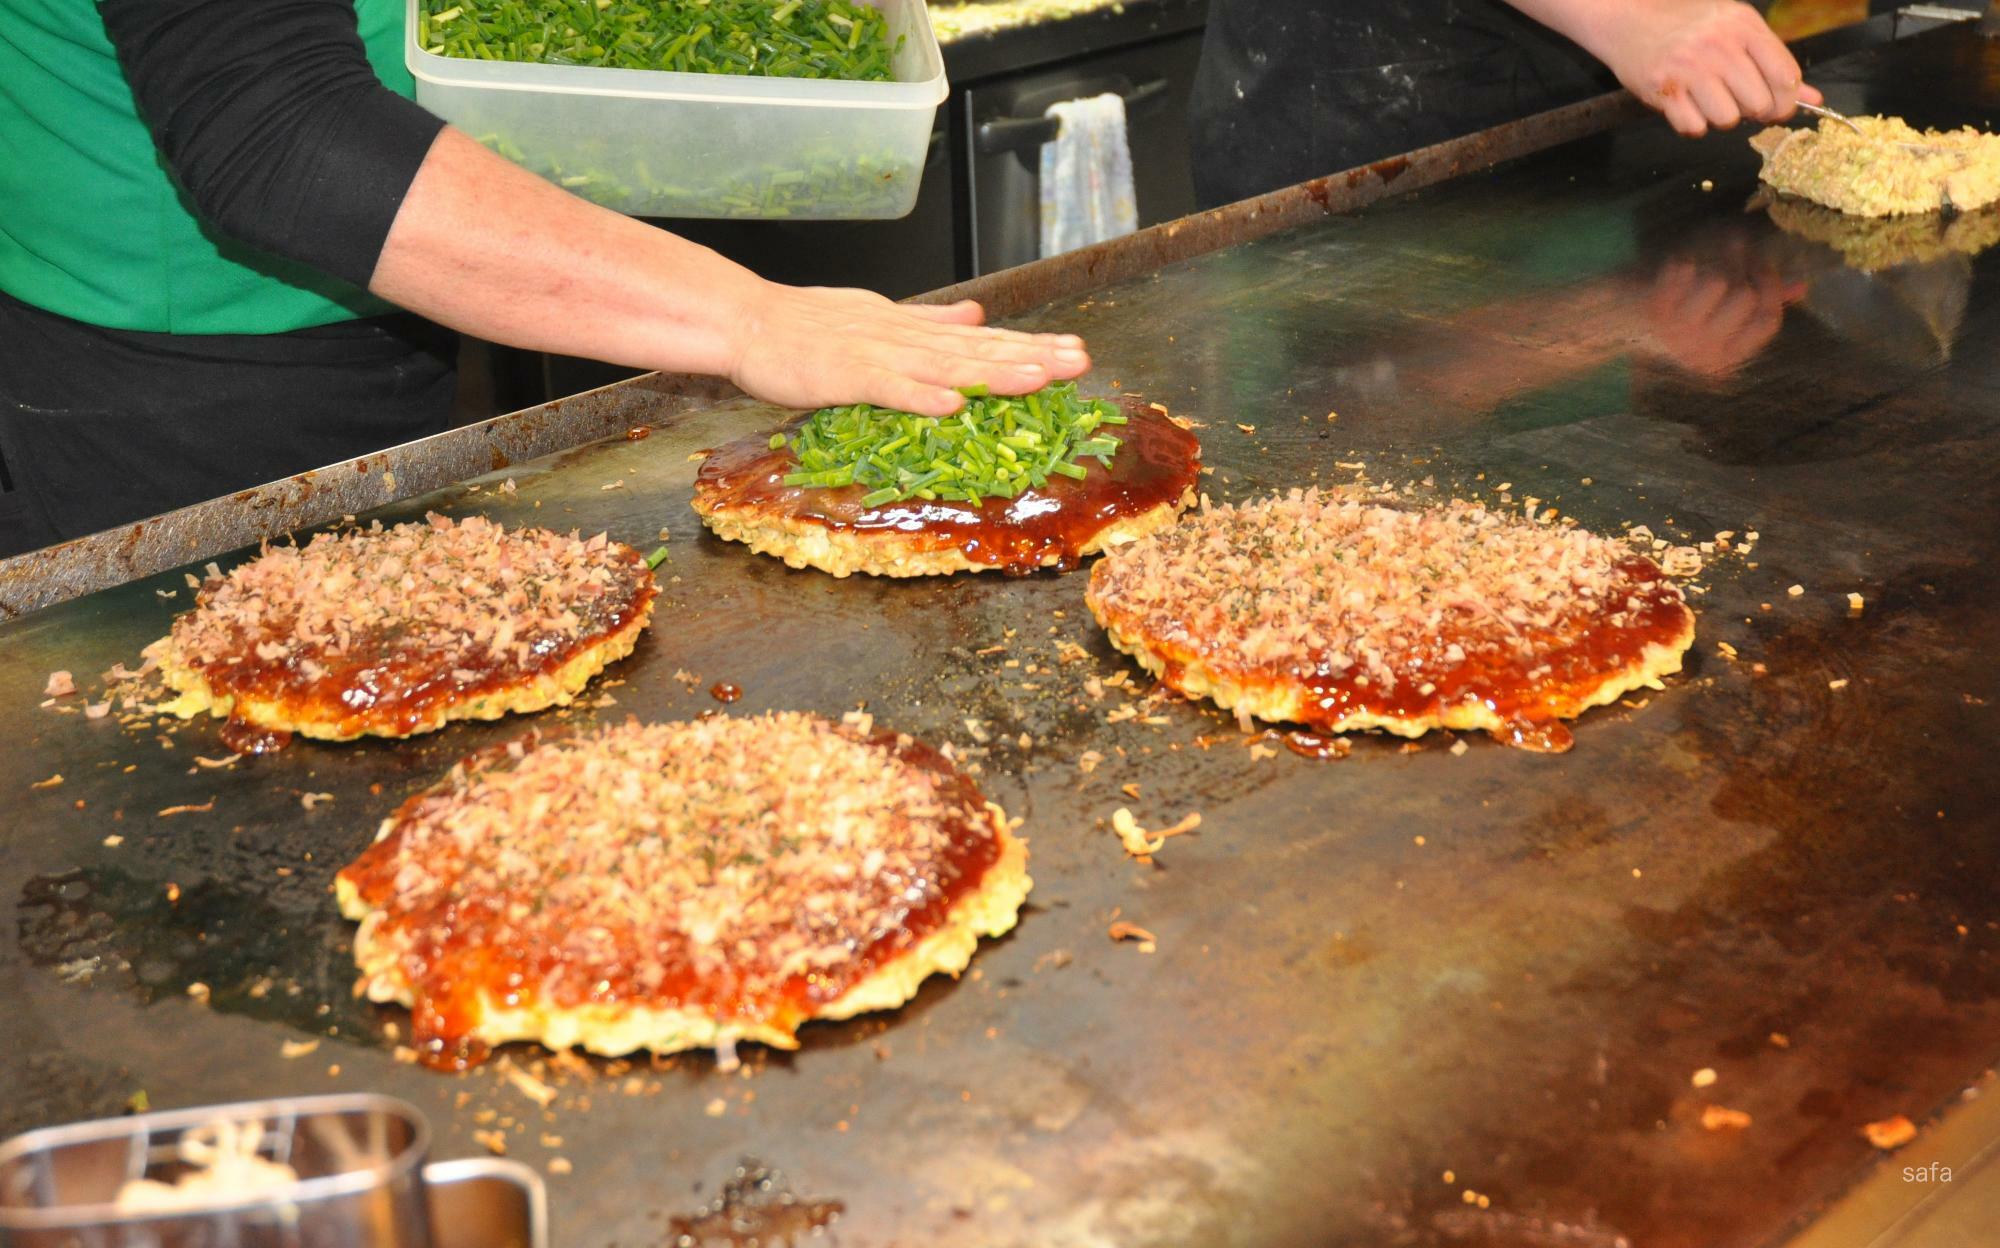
left=0, top=290, right=457, bottom=559
left=1188, top=0, right=1614, bottom=208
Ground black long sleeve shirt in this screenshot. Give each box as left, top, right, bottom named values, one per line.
left=98, top=0, right=446, bottom=288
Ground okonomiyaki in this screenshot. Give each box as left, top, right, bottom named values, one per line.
left=1751, top=115, right=2000, bottom=217
left=1084, top=490, right=1696, bottom=752
left=692, top=385, right=1200, bottom=577
left=334, top=712, right=1031, bottom=1067
left=148, top=514, right=655, bottom=747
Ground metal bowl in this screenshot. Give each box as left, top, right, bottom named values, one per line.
left=0, top=1094, right=544, bottom=1248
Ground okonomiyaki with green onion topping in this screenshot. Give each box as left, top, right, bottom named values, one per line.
left=691, top=385, right=1201, bottom=576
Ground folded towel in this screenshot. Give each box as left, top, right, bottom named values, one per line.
left=1039, top=92, right=1138, bottom=259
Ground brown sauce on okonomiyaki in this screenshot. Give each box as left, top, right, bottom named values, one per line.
left=695, top=402, right=1200, bottom=574
left=1288, top=556, right=1686, bottom=750
left=173, top=530, right=655, bottom=742
left=1089, top=492, right=1693, bottom=753
left=338, top=726, right=1003, bottom=1070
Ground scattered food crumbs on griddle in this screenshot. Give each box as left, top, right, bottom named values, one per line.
left=548, top=1157, right=572, bottom=1176
left=500, top=478, right=518, bottom=495
left=31, top=773, right=62, bottom=789
left=1848, top=592, right=1865, bottom=613
left=1107, top=920, right=1156, bottom=952
left=625, top=426, right=651, bottom=441
left=1864, top=1115, right=1917, bottom=1150
left=281, top=1039, right=321, bottom=1059
left=704, top=1098, right=728, bottom=1117
left=1077, top=749, right=1104, bottom=774
left=473, top=1129, right=508, bottom=1155
left=1769, top=1032, right=1791, bottom=1049
left=301, top=792, right=334, bottom=811
left=44, top=670, right=75, bottom=697
left=1111, top=808, right=1200, bottom=859
left=1829, top=678, right=1850, bottom=691
left=1248, top=743, right=1278, bottom=761
left=600, top=479, right=625, bottom=492
left=193, top=754, right=240, bottom=769
left=1788, top=584, right=1805, bottom=597
left=1033, top=948, right=1074, bottom=974
left=158, top=800, right=215, bottom=816
left=185, top=981, right=210, bottom=1003
left=500, top=1060, right=558, bottom=1107
left=1691, top=1067, right=1719, bottom=1088
left=1450, top=739, right=1469, bottom=757
left=1701, top=1106, right=1752, bottom=1131
left=103, top=834, right=123, bottom=846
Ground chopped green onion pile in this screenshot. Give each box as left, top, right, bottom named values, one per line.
left=781, top=383, right=1127, bottom=508
left=421, top=0, right=901, bottom=81
left=481, top=134, right=916, bottom=218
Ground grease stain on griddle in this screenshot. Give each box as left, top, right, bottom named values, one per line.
left=665, top=1160, right=842, bottom=1247
left=17, top=866, right=378, bottom=1038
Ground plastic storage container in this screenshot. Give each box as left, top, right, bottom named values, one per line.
left=405, top=0, right=946, bottom=220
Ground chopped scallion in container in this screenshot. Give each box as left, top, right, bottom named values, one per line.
left=419, top=0, right=901, bottom=82
left=780, top=382, right=1127, bottom=506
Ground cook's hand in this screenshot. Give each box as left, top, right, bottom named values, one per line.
left=1577, top=0, right=1823, bottom=136
left=726, top=283, right=1090, bottom=416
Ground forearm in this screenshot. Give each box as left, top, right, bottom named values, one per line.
left=369, top=128, right=758, bottom=378
left=1494, top=0, right=1621, bottom=61
left=107, top=0, right=1087, bottom=416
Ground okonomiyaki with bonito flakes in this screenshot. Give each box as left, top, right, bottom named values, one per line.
left=1084, top=489, right=1696, bottom=752
left=692, top=384, right=1200, bottom=577
left=147, top=514, right=656, bottom=748
left=335, top=712, right=1032, bottom=1068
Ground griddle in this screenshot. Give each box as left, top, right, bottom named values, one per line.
left=6, top=18, right=2000, bottom=1248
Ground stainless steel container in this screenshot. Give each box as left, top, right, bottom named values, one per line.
left=0, top=1095, right=544, bottom=1248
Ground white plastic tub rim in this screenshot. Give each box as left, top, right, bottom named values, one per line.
left=404, top=0, right=947, bottom=109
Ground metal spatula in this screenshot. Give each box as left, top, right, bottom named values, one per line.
left=1796, top=101, right=1953, bottom=154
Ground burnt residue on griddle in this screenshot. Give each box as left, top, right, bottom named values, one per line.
left=665, top=1160, right=843, bottom=1247
left=17, top=866, right=380, bottom=1039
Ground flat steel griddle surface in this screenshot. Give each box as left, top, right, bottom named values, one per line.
left=6, top=25, right=2000, bottom=1248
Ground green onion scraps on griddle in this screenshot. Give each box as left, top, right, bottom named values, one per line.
left=645, top=545, right=670, bottom=569
left=420, top=0, right=900, bottom=82
left=781, top=383, right=1127, bottom=508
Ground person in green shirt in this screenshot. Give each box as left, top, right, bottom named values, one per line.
left=0, top=0, right=1089, bottom=555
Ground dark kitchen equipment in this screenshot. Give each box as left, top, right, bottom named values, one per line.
left=962, top=28, right=1205, bottom=273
